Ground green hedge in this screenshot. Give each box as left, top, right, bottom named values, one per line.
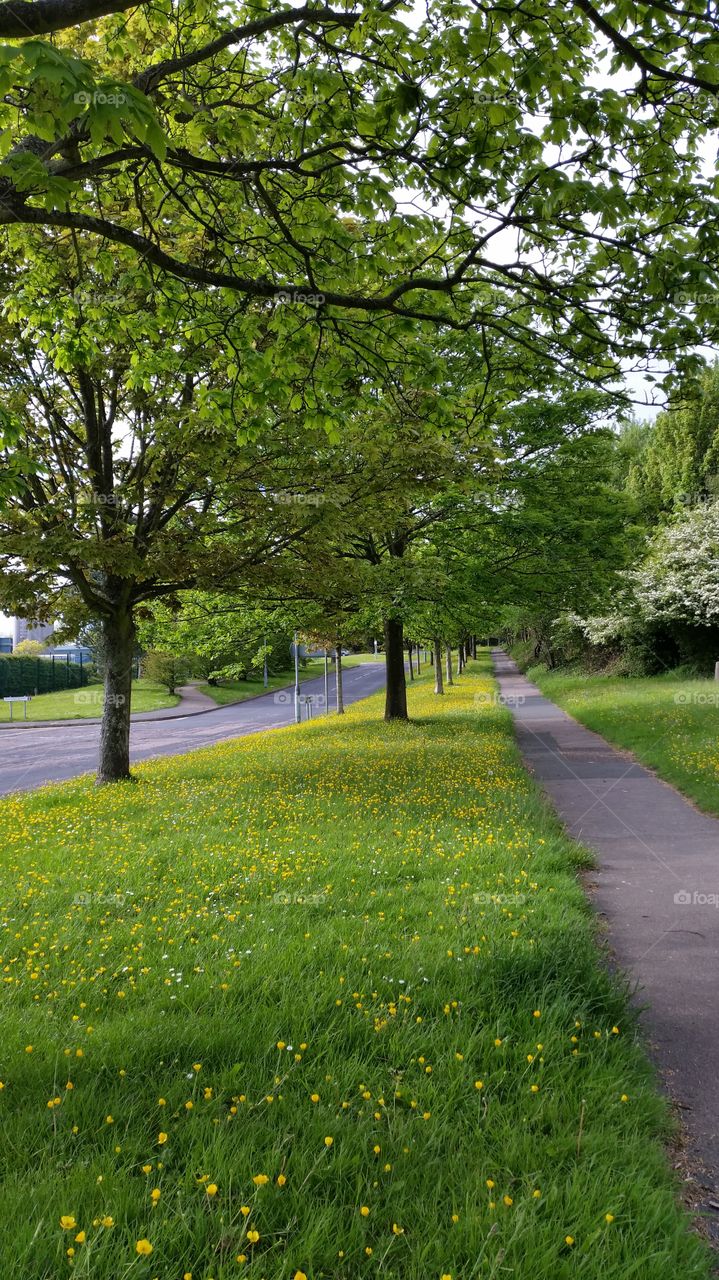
left=0, top=654, right=90, bottom=697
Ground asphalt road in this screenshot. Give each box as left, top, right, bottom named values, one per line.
left=0, top=662, right=386, bottom=796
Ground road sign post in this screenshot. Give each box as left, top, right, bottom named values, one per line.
left=4, top=695, right=32, bottom=721
left=293, top=631, right=301, bottom=723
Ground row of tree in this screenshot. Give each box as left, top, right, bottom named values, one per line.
left=2, top=0, right=719, bottom=776
left=508, top=363, right=719, bottom=675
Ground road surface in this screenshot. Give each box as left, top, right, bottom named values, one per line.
left=0, top=663, right=385, bottom=796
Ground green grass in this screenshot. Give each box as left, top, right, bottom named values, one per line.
left=198, top=655, right=384, bottom=706
left=0, top=678, right=178, bottom=723
left=526, top=666, right=719, bottom=816
left=340, top=651, right=385, bottom=668
left=0, top=659, right=710, bottom=1279
left=198, top=661, right=327, bottom=706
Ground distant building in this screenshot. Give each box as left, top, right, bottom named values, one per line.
left=0, top=637, right=12, bottom=654
left=43, top=644, right=93, bottom=666
left=12, top=618, right=54, bottom=648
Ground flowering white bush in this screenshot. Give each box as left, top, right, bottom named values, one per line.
left=632, top=500, right=719, bottom=625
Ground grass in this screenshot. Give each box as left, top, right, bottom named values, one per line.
left=198, top=656, right=383, bottom=706
left=340, top=652, right=385, bottom=668
left=525, top=665, right=719, bottom=816
left=0, top=658, right=711, bottom=1279
left=0, top=678, right=178, bottom=723
left=197, top=662, right=326, bottom=706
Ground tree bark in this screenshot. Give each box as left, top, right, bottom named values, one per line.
left=384, top=617, right=408, bottom=720
left=416, top=644, right=421, bottom=674
left=335, top=645, right=344, bottom=714
left=434, top=638, right=444, bottom=694
left=445, top=645, right=454, bottom=686
left=407, top=642, right=414, bottom=680
left=97, top=605, right=135, bottom=783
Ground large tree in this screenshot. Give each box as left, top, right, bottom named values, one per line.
left=0, top=0, right=718, bottom=390
left=0, top=235, right=379, bottom=780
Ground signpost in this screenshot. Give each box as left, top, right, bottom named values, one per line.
left=4, top=695, right=32, bottom=721
left=293, top=630, right=301, bottom=723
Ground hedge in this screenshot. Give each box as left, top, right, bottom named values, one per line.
left=0, top=654, right=91, bottom=697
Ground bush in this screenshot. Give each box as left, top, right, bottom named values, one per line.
left=141, top=650, right=188, bottom=695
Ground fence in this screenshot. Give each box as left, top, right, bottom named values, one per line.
left=0, top=654, right=92, bottom=697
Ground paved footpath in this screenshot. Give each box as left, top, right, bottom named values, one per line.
left=493, top=650, right=719, bottom=1221
left=0, top=663, right=385, bottom=797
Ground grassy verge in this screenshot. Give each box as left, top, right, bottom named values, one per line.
left=340, top=652, right=385, bottom=668
left=197, top=661, right=326, bottom=706
left=198, top=656, right=384, bottom=706
left=0, top=660, right=710, bottom=1279
left=526, top=666, right=719, bottom=816
left=0, top=678, right=178, bottom=723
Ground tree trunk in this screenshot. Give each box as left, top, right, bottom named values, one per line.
left=407, top=642, right=414, bottom=680
left=416, top=644, right=421, bottom=674
left=445, top=645, right=454, bottom=686
left=457, top=645, right=463, bottom=677
left=471, top=637, right=477, bottom=659
left=97, top=606, right=135, bottom=784
left=384, top=617, right=408, bottom=721
left=434, top=638, right=444, bottom=694
left=335, top=645, right=344, bottom=714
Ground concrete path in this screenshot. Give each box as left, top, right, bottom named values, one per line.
left=0, top=663, right=385, bottom=796
left=493, top=649, right=719, bottom=1219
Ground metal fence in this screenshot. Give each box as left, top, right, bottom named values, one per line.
left=0, top=654, right=92, bottom=697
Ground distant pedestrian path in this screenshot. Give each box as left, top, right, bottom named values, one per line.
left=493, top=649, right=719, bottom=1221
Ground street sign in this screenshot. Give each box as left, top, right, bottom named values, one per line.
left=3, top=695, right=32, bottom=721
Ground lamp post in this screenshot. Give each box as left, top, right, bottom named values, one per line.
left=294, top=630, right=301, bottom=723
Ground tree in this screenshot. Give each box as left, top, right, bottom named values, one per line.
left=12, top=637, right=46, bottom=655
left=137, top=596, right=293, bottom=684
left=626, top=362, right=719, bottom=517
left=0, top=237, right=371, bottom=781
left=141, top=648, right=186, bottom=695
left=0, top=0, right=718, bottom=394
